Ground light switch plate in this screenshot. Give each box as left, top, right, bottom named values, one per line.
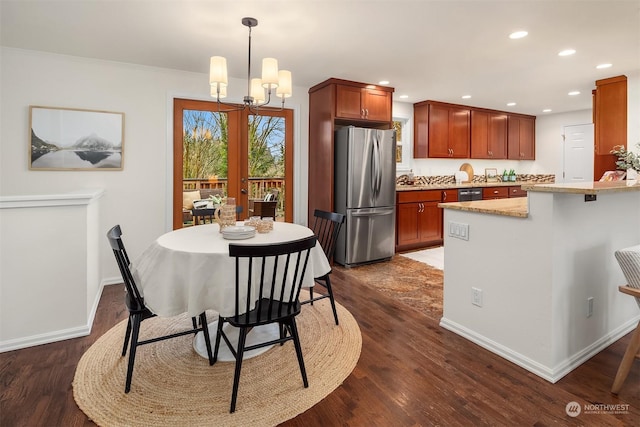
left=448, top=221, right=469, bottom=240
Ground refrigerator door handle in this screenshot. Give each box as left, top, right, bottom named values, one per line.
left=370, top=135, right=378, bottom=201
left=372, top=133, right=381, bottom=199
left=350, top=210, right=393, bottom=217
left=376, top=135, right=382, bottom=195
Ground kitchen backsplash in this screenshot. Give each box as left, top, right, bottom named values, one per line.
left=396, top=174, right=556, bottom=185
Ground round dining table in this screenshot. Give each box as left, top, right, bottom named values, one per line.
left=130, top=221, right=331, bottom=360
left=131, top=221, right=330, bottom=317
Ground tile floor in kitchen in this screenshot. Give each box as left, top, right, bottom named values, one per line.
left=400, top=246, right=444, bottom=270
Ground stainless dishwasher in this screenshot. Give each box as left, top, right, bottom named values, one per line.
left=458, top=188, right=482, bottom=201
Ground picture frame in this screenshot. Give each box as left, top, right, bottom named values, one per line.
left=29, top=106, right=124, bottom=171
left=485, top=168, right=498, bottom=182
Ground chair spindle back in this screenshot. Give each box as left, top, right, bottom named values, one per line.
left=229, top=236, right=316, bottom=321
left=106, top=225, right=145, bottom=311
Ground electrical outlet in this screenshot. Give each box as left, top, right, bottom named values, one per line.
left=587, top=297, right=594, bottom=317
left=472, top=287, right=483, bottom=307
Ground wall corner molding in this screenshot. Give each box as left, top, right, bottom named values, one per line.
left=0, top=189, right=105, bottom=209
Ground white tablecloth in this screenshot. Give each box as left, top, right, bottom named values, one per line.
left=130, top=222, right=331, bottom=317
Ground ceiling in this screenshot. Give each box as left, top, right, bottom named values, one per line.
left=1, top=0, right=639, bottom=116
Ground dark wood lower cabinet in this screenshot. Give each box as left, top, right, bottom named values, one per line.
left=396, top=190, right=444, bottom=251
left=508, top=186, right=527, bottom=198
left=482, top=186, right=509, bottom=200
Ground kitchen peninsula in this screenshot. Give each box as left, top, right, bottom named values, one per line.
left=439, top=180, right=640, bottom=382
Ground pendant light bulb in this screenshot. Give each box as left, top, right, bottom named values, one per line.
left=276, top=70, right=292, bottom=98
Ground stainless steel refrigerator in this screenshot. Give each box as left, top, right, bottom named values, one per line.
left=334, top=126, right=396, bottom=267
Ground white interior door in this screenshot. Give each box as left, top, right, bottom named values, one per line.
left=562, top=124, right=594, bottom=183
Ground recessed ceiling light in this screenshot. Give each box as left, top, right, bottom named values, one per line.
left=378, top=80, right=390, bottom=85
left=542, top=109, right=552, bottom=113
left=462, top=95, right=471, bottom=99
left=596, top=63, right=612, bottom=69
left=509, top=31, right=528, bottom=39
left=558, top=49, right=576, bottom=56
left=568, top=91, right=580, bottom=96
left=507, top=102, right=516, bottom=106
left=399, top=95, right=408, bottom=99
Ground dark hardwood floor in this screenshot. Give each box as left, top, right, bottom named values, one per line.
left=1, top=268, right=638, bottom=426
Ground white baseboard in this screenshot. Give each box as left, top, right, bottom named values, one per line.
left=0, top=280, right=111, bottom=353
left=102, top=276, right=124, bottom=286
left=439, top=315, right=639, bottom=383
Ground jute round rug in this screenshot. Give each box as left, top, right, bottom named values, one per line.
left=73, top=296, right=361, bottom=427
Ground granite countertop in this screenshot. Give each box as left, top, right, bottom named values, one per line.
left=438, top=198, right=528, bottom=218
left=397, top=181, right=527, bottom=191
left=522, top=180, right=640, bottom=195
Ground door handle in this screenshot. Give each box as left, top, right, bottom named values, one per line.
left=241, top=189, right=248, bottom=194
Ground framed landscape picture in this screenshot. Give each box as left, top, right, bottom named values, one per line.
left=29, top=106, right=124, bottom=171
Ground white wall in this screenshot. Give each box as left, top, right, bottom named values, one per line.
left=441, top=190, right=640, bottom=382
left=0, top=47, right=310, bottom=288
left=0, top=191, right=103, bottom=350
left=534, top=109, right=592, bottom=180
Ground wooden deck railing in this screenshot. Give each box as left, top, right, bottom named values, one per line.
left=184, top=178, right=285, bottom=214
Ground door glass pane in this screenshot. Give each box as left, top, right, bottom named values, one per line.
left=182, top=109, right=228, bottom=225
left=248, top=114, right=285, bottom=220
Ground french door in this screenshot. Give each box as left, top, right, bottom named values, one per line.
left=173, top=98, right=293, bottom=229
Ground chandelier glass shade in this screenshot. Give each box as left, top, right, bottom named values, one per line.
left=209, top=17, right=292, bottom=111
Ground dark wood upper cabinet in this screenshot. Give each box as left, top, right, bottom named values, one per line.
left=507, top=114, right=536, bottom=160
left=335, top=83, right=392, bottom=122
left=415, top=100, right=534, bottom=160
left=593, top=75, right=627, bottom=180
left=414, top=101, right=470, bottom=159
left=471, top=110, right=507, bottom=159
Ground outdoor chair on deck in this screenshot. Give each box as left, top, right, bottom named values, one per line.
left=182, top=188, right=224, bottom=225
left=300, top=209, right=345, bottom=325
left=106, top=225, right=214, bottom=393
left=213, top=235, right=316, bottom=413
left=611, top=245, right=640, bottom=394
left=248, top=189, right=279, bottom=219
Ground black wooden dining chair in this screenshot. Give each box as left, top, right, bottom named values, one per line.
left=300, top=209, right=345, bottom=325
left=106, top=225, right=214, bottom=392
left=213, top=235, right=316, bottom=413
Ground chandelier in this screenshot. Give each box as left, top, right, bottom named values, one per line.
left=209, top=17, right=292, bottom=112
